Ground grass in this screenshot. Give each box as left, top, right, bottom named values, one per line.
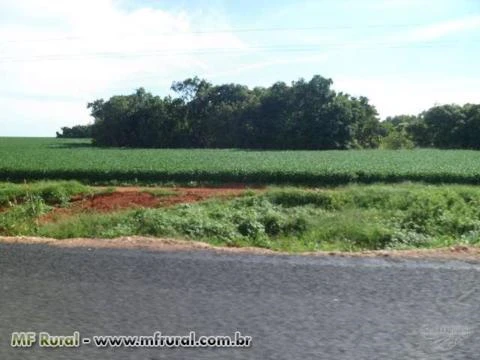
left=0, top=180, right=92, bottom=234
left=0, top=180, right=91, bottom=207
left=141, top=188, right=177, bottom=197
left=3, top=137, right=480, bottom=185
left=3, top=183, right=480, bottom=252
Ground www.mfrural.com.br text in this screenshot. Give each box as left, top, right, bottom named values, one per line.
left=11, top=331, right=252, bottom=349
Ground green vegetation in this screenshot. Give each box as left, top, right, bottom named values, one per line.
left=56, top=124, right=92, bottom=139
left=63, top=76, right=480, bottom=151
left=3, top=184, right=480, bottom=252
left=87, top=75, right=380, bottom=149
left=384, top=104, right=480, bottom=149
left=141, top=188, right=177, bottom=197
left=379, top=129, right=414, bottom=150
left=0, top=180, right=91, bottom=207
left=3, top=138, right=480, bottom=185
left=0, top=181, right=91, bottom=235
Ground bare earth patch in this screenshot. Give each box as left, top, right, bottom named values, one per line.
left=1, top=236, right=479, bottom=261
left=40, top=186, right=257, bottom=223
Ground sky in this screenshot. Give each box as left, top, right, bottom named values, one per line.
left=0, top=0, right=479, bottom=136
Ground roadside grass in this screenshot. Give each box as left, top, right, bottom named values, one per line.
left=2, top=183, right=476, bottom=252
left=0, top=181, right=92, bottom=235
left=0, top=181, right=92, bottom=207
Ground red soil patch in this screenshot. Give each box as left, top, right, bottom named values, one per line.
left=76, top=191, right=161, bottom=212
left=40, top=186, right=257, bottom=223
left=84, top=187, right=248, bottom=210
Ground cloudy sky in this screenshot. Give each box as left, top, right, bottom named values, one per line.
left=1, top=0, right=479, bottom=136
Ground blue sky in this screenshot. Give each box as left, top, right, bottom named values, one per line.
left=0, top=0, right=479, bottom=136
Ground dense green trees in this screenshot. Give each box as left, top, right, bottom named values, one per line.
left=384, top=104, right=480, bottom=149
left=61, top=75, right=480, bottom=150
left=86, top=75, right=381, bottom=149
left=56, top=125, right=92, bottom=138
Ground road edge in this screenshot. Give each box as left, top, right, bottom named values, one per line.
left=1, top=236, right=480, bottom=261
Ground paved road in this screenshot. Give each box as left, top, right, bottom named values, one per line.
left=1, top=243, right=479, bottom=360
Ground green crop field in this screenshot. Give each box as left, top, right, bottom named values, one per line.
left=1, top=137, right=480, bottom=185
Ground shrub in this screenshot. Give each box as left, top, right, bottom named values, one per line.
left=380, top=130, right=414, bottom=150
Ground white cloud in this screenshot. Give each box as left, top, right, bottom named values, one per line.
left=391, top=15, right=480, bottom=43
left=0, top=96, right=91, bottom=136
left=335, top=76, right=479, bottom=118
left=370, top=0, right=427, bottom=9
left=205, top=53, right=331, bottom=81
left=0, top=0, right=247, bottom=136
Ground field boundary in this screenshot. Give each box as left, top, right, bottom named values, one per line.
left=3, top=169, right=480, bottom=186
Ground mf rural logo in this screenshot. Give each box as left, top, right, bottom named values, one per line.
left=418, top=325, right=473, bottom=353
left=414, top=279, right=478, bottom=355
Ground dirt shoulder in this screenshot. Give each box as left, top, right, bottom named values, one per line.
left=1, top=236, right=480, bottom=261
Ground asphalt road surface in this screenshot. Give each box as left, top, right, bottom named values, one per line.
left=1, top=243, right=480, bottom=360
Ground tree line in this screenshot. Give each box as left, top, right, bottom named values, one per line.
left=382, top=104, right=480, bottom=149
left=56, top=125, right=92, bottom=139
left=57, top=75, right=480, bottom=150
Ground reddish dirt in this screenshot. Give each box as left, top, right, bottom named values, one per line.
left=40, top=186, right=258, bottom=223
left=71, top=191, right=161, bottom=212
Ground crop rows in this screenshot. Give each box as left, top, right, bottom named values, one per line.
left=2, top=138, right=480, bottom=185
